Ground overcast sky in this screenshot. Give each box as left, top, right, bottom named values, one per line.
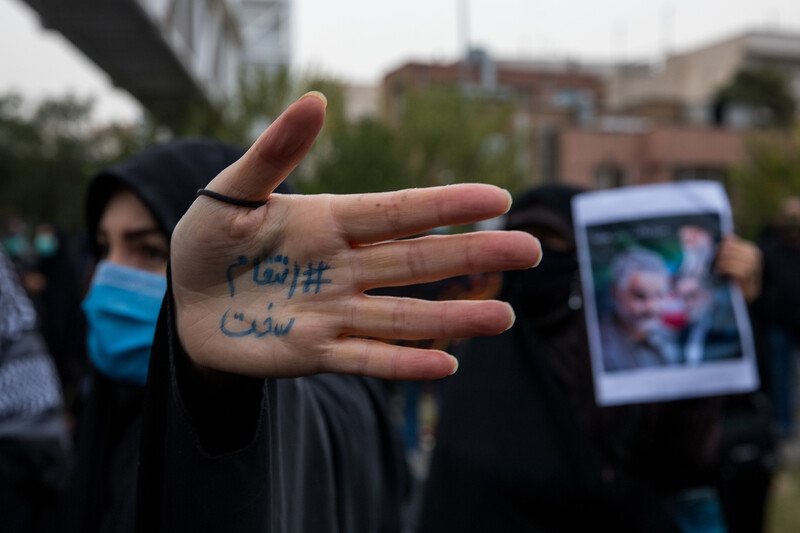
left=1, top=0, right=799, bottom=123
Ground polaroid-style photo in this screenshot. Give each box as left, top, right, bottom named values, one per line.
left=572, top=180, right=759, bottom=406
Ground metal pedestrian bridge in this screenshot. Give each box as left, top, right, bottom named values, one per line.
left=20, top=0, right=290, bottom=127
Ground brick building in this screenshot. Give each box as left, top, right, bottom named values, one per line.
left=382, top=50, right=607, bottom=182
left=559, top=29, right=800, bottom=189
left=379, top=30, right=800, bottom=190
left=558, top=124, right=744, bottom=188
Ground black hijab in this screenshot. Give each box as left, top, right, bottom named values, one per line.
left=501, top=183, right=584, bottom=330
left=66, top=138, right=288, bottom=533
left=85, top=138, right=295, bottom=256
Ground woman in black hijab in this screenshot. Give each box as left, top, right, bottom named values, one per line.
left=62, top=138, right=254, bottom=532
left=418, top=184, right=766, bottom=533
left=63, top=93, right=542, bottom=533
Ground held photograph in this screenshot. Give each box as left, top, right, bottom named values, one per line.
left=573, top=181, right=759, bottom=406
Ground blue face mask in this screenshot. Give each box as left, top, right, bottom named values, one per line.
left=34, top=233, right=59, bottom=258
left=82, top=261, right=167, bottom=386
left=2, top=235, right=30, bottom=258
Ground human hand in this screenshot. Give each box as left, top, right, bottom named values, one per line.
left=715, top=235, right=762, bottom=303
left=171, top=93, right=541, bottom=381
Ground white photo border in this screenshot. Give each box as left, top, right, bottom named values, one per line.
left=572, top=180, right=759, bottom=406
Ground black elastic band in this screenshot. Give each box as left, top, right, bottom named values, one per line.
left=196, top=189, right=267, bottom=208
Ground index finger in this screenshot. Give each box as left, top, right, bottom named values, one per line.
left=331, top=184, right=512, bottom=243
left=207, top=92, right=327, bottom=202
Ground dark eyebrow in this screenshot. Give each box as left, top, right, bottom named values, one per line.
left=124, top=228, right=165, bottom=240
left=96, top=227, right=163, bottom=241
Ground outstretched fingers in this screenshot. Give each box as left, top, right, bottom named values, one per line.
left=331, top=184, right=513, bottom=244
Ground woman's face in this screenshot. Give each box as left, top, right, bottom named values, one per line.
left=96, top=189, right=169, bottom=275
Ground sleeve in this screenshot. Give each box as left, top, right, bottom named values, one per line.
left=136, top=275, right=408, bottom=533
left=0, top=252, right=72, bottom=531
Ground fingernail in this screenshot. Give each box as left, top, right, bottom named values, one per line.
left=449, top=356, right=459, bottom=375
left=504, top=302, right=516, bottom=331
left=502, top=188, right=513, bottom=213
left=303, top=91, right=327, bottom=108
left=532, top=237, right=543, bottom=267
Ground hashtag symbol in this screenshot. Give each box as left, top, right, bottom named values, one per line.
left=302, top=261, right=332, bottom=295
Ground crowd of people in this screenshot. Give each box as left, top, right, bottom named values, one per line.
left=0, top=91, right=798, bottom=533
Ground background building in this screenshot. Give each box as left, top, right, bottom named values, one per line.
left=607, top=29, right=800, bottom=126
left=383, top=49, right=606, bottom=183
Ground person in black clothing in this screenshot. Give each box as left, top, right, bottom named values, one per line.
left=418, top=183, right=767, bottom=533
left=27, top=223, right=87, bottom=408
left=61, top=136, right=261, bottom=533
left=63, top=92, right=540, bottom=532
left=759, top=196, right=800, bottom=437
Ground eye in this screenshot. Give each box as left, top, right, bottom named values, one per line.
left=141, top=244, right=169, bottom=263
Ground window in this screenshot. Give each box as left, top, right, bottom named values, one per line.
left=594, top=163, right=628, bottom=189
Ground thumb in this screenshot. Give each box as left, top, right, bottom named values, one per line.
left=207, top=91, right=327, bottom=202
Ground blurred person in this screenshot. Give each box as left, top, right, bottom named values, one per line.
left=678, top=225, right=715, bottom=280
left=0, top=248, right=71, bottom=533
left=674, top=223, right=759, bottom=366
left=60, top=137, right=295, bottom=532
left=369, top=269, right=503, bottom=524
left=674, top=273, right=740, bottom=365
left=600, top=248, right=681, bottom=372
left=419, top=183, right=767, bottom=533
left=370, top=269, right=502, bottom=458
left=58, top=93, right=540, bottom=533
left=1, top=214, right=36, bottom=275
left=758, top=196, right=800, bottom=437
left=27, top=223, right=87, bottom=408
left=674, top=274, right=715, bottom=364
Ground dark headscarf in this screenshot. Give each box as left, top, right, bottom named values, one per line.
left=67, top=139, right=284, bottom=532
left=501, top=183, right=584, bottom=329
left=85, top=138, right=295, bottom=256
left=505, top=182, right=582, bottom=233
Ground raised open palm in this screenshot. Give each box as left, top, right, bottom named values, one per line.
left=171, top=93, right=541, bottom=381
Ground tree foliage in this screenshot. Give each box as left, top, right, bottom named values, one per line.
left=1, top=69, right=523, bottom=236
left=398, top=87, right=518, bottom=191
left=172, top=67, right=297, bottom=145
left=728, top=126, right=800, bottom=239
left=0, top=93, right=152, bottom=236
left=294, top=84, right=519, bottom=196
left=716, top=65, right=796, bottom=128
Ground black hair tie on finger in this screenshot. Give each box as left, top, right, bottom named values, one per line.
left=196, top=189, right=267, bottom=208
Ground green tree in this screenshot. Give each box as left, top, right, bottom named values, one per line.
left=146, top=70, right=521, bottom=198
left=0, top=92, right=152, bottom=236
left=296, top=117, right=410, bottom=194
left=716, top=65, right=796, bottom=128
left=728, top=127, right=800, bottom=239
left=173, top=67, right=300, bottom=145
left=290, top=76, right=409, bottom=194
left=294, top=83, right=520, bottom=196
left=396, top=86, right=518, bottom=191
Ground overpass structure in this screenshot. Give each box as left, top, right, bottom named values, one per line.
left=20, top=0, right=290, bottom=128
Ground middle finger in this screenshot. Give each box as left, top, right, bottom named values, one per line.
left=352, top=231, right=540, bottom=290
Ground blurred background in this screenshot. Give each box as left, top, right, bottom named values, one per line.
left=1, top=1, right=799, bottom=530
